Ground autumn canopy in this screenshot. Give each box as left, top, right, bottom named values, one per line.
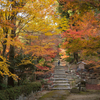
left=0, top=0, right=100, bottom=87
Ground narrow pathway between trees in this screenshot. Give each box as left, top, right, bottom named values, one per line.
left=32, top=90, right=100, bottom=100
left=29, top=58, right=100, bottom=100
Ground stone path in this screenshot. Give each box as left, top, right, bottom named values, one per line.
left=37, top=90, right=70, bottom=100
left=28, top=58, right=100, bottom=100
left=50, top=65, right=71, bottom=90
left=36, top=90, right=100, bottom=100
left=49, top=56, right=74, bottom=90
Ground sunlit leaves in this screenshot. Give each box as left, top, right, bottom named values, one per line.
left=0, top=56, right=18, bottom=80
left=0, top=0, right=70, bottom=78
left=59, top=0, right=100, bottom=63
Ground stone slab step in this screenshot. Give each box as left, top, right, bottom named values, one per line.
left=54, top=75, right=67, bottom=78
left=53, top=81, right=69, bottom=83
left=68, top=79, right=74, bottom=81
left=51, top=78, right=68, bottom=79
left=52, top=83, right=70, bottom=86
left=51, top=79, right=69, bottom=81
left=54, top=71, right=65, bottom=74
left=53, top=82, right=70, bottom=85
left=53, top=73, right=66, bottom=75
left=52, top=86, right=71, bottom=90
left=52, top=88, right=71, bottom=90
left=50, top=78, right=69, bottom=81
left=54, top=69, right=65, bottom=70
left=54, top=66, right=64, bottom=68
left=53, top=80, right=70, bottom=84
left=52, top=85, right=70, bottom=88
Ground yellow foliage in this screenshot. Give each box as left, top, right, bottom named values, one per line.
left=0, top=56, right=18, bottom=80
left=0, top=0, right=70, bottom=79
left=18, top=59, right=34, bottom=67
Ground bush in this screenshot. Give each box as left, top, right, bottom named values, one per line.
left=40, top=79, right=48, bottom=85
left=65, top=57, right=74, bottom=64
left=0, top=82, right=41, bottom=100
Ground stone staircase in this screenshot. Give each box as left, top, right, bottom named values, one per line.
left=50, top=66, right=71, bottom=90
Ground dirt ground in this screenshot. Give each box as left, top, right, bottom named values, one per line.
left=66, top=93, right=100, bottom=100
left=29, top=90, right=100, bottom=100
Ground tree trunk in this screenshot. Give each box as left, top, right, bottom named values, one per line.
left=8, top=44, right=15, bottom=87
left=74, top=52, right=79, bottom=63
left=8, top=29, right=16, bottom=87
left=8, top=1, right=16, bottom=87
left=0, top=28, right=8, bottom=90
left=2, top=28, right=8, bottom=57
left=8, top=68, right=14, bottom=87
left=0, top=76, right=3, bottom=90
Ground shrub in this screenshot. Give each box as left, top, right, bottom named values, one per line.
left=0, top=82, right=41, bottom=100
left=40, top=79, right=48, bottom=85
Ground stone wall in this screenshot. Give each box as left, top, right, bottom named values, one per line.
left=87, top=79, right=100, bottom=84
left=86, top=84, right=100, bottom=90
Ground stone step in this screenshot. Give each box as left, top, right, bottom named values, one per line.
left=68, top=79, right=74, bottom=81
left=52, top=87, right=71, bottom=90
left=54, top=73, right=66, bottom=75
left=54, top=70, right=65, bottom=74
left=52, top=86, right=71, bottom=90
left=55, top=68, right=65, bottom=71
left=49, top=64, right=72, bottom=90
left=54, top=66, right=64, bottom=68
left=52, top=85, right=70, bottom=88
left=54, top=69, right=65, bottom=70
left=52, top=83, right=70, bottom=86
left=50, top=78, right=69, bottom=81
left=54, top=74, right=67, bottom=78
left=53, top=80, right=69, bottom=82
left=66, top=77, right=73, bottom=79
left=53, top=81, right=70, bottom=84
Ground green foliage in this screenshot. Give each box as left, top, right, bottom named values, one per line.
left=65, top=56, right=74, bottom=63
left=39, top=58, right=45, bottom=63
left=51, top=58, right=54, bottom=63
left=43, top=63, right=51, bottom=69
left=0, top=82, right=41, bottom=100
left=13, top=54, right=36, bottom=85
left=58, top=44, right=61, bottom=48
left=57, top=3, right=69, bottom=18
left=40, top=79, right=48, bottom=85
left=0, top=83, right=7, bottom=89
left=14, top=54, right=35, bottom=68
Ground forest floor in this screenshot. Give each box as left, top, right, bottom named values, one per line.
left=29, top=90, right=100, bottom=100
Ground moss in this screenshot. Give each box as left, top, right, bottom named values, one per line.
left=39, top=90, right=70, bottom=100
left=39, top=90, right=55, bottom=100
left=58, top=90, right=70, bottom=100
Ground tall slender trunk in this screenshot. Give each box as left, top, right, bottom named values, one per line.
left=8, top=1, right=16, bottom=87
left=73, top=52, right=78, bottom=63
left=2, top=28, right=8, bottom=57
left=0, top=76, right=3, bottom=90
left=8, top=27, right=16, bottom=87
left=0, top=28, right=8, bottom=90
left=8, top=45, right=15, bottom=87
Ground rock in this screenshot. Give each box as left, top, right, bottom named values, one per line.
left=81, top=87, right=87, bottom=92
left=44, top=85, right=49, bottom=90
left=70, top=88, right=80, bottom=93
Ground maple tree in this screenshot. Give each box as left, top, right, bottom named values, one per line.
left=58, top=0, right=100, bottom=63
left=0, top=0, right=69, bottom=87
